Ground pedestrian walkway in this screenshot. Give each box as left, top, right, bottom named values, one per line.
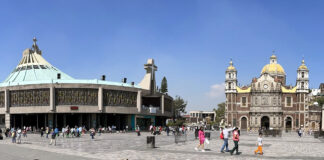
left=0, top=131, right=323, bottom=160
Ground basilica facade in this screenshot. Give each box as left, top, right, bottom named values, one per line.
left=225, top=55, right=310, bottom=132
left=0, top=38, right=173, bottom=131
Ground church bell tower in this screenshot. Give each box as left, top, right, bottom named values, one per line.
left=225, top=59, right=237, bottom=93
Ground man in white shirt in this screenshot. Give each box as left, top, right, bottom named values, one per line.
left=220, top=126, right=234, bottom=153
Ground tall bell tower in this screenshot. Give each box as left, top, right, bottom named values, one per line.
left=225, top=59, right=237, bottom=93
left=296, top=59, right=309, bottom=92
left=225, top=59, right=237, bottom=127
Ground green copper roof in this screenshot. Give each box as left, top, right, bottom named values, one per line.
left=3, top=38, right=74, bottom=83
left=0, top=79, right=140, bottom=88
left=4, top=65, right=74, bottom=83
left=0, top=38, right=140, bottom=89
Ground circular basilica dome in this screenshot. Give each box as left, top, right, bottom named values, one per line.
left=261, top=63, right=285, bottom=75
left=261, top=55, right=285, bottom=75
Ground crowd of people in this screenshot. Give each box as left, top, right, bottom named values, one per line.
left=194, top=126, right=244, bottom=155
left=0, top=125, right=136, bottom=145
left=194, top=125, right=316, bottom=156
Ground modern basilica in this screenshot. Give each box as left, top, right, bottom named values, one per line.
left=0, top=38, right=173, bottom=131
left=225, top=55, right=310, bottom=132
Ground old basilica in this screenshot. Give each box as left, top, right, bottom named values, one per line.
left=225, top=55, right=311, bottom=132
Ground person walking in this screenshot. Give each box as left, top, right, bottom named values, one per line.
left=54, top=127, right=59, bottom=137
left=22, top=129, right=27, bottom=138
left=17, top=128, right=22, bottom=144
left=254, top=133, right=263, bottom=155
left=90, top=128, right=95, bottom=139
left=298, top=128, right=302, bottom=138
left=40, top=127, right=44, bottom=137
left=5, top=128, right=9, bottom=138
left=49, top=129, right=56, bottom=145
left=166, top=126, right=170, bottom=136
left=45, top=127, right=49, bottom=138
left=195, top=127, right=205, bottom=152
left=230, top=127, right=240, bottom=155
left=220, top=126, right=234, bottom=153
left=149, top=125, right=153, bottom=134
left=98, top=128, right=102, bottom=136
left=136, top=125, right=141, bottom=136
left=11, top=130, right=16, bottom=143
left=195, top=127, right=199, bottom=139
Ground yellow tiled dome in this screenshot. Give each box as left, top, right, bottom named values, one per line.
left=227, top=59, right=236, bottom=71
left=298, top=60, right=308, bottom=70
left=261, top=63, right=285, bottom=75
left=227, top=65, right=236, bottom=71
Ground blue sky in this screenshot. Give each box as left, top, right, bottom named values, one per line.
left=0, top=0, right=323, bottom=111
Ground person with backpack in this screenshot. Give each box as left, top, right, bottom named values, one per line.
left=230, top=127, right=240, bottom=155
left=220, top=126, right=234, bottom=153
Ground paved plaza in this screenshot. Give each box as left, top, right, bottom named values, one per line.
left=0, top=131, right=324, bottom=160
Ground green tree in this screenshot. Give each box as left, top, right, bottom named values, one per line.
left=161, top=76, right=168, bottom=93
left=213, top=102, right=225, bottom=126
left=173, top=95, right=187, bottom=118
left=316, top=97, right=324, bottom=107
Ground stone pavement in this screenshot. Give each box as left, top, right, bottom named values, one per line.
left=0, top=131, right=324, bottom=160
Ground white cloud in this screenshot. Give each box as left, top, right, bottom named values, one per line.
left=206, top=83, right=226, bottom=102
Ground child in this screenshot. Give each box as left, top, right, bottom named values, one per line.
left=195, top=127, right=205, bottom=152
left=254, top=133, right=263, bottom=155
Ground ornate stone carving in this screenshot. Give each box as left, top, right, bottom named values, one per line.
left=55, top=88, right=98, bottom=106
left=103, top=89, right=137, bottom=107
left=261, top=96, right=269, bottom=105
left=10, top=89, right=50, bottom=107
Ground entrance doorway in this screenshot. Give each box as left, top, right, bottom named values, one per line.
left=241, top=117, right=248, bottom=130
left=285, top=117, right=292, bottom=130
left=261, top=116, right=270, bottom=130
left=136, top=118, right=152, bottom=131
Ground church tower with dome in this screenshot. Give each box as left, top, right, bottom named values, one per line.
left=225, top=54, right=312, bottom=132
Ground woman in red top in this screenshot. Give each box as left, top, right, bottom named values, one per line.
left=230, top=127, right=240, bottom=155
left=195, top=127, right=205, bottom=152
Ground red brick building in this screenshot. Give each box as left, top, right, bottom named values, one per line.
left=225, top=55, right=309, bottom=132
